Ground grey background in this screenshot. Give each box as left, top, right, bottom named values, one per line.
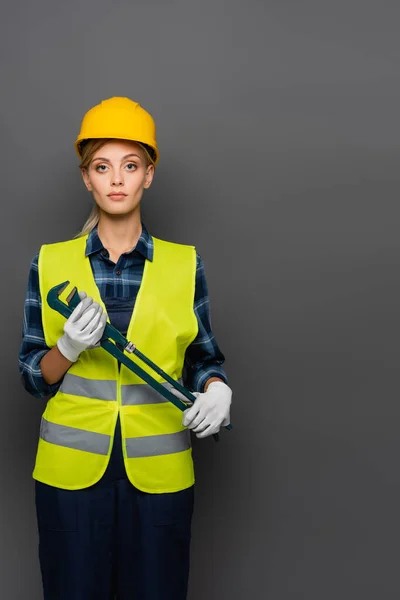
left=2, top=0, right=400, bottom=598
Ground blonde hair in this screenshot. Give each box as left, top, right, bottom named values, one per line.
left=73, top=138, right=156, bottom=239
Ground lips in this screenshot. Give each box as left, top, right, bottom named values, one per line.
left=108, top=193, right=127, bottom=198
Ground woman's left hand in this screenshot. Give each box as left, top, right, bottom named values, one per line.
left=182, top=381, right=232, bottom=438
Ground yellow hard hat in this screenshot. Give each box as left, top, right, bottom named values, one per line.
left=75, top=96, right=159, bottom=164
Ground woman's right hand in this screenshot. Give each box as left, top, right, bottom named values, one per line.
left=56, top=291, right=108, bottom=362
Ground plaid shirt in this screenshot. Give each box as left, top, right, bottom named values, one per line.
left=18, top=222, right=228, bottom=399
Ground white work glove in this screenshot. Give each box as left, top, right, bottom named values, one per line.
left=56, top=291, right=107, bottom=362
left=171, top=381, right=232, bottom=438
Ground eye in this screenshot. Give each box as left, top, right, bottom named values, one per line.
left=95, top=164, right=107, bottom=172
left=125, top=163, right=137, bottom=171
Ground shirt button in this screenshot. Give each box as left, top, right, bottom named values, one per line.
left=116, top=270, right=121, bottom=276
left=101, top=249, right=107, bottom=256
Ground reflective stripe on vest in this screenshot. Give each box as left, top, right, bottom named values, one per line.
left=121, top=378, right=184, bottom=406
left=125, top=429, right=191, bottom=458
left=40, top=417, right=111, bottom=455
left=59, top=373, right=116, bottom=401
left=59, top=373, right=184, bottom=406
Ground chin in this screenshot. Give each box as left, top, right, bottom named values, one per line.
left=106, top=208, right=131, bottom=215
left=98, top=198, right=139, bottom=214
left=103, top=205, right=136, bottom=216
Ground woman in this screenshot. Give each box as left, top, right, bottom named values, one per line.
left=18, top=96, right=232, bottom=600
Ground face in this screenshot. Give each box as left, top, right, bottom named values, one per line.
left=81, top=139, right=154, bottom=216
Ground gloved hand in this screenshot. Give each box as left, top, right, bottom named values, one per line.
left=172, top=381, right=232, bottom=438
left=56, top=291, right=107, bottom=362
left=75, top=292, right=108, bottom=350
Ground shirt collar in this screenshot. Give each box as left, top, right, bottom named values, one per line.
left=85, top=222, right=154, bottom=261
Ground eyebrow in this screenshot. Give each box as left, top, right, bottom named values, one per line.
left=92, top=153, right=142, bottom=163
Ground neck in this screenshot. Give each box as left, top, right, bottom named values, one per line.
left=97, top=210, right=143, bottom=253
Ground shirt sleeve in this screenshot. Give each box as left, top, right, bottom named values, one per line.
left=18, top=252, right=64, bottom=399
left=182, top=252, right=229, bottom=393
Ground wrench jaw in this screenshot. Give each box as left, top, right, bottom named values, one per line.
left=47, top=281, right=69, bottom=306
left=47, top=281, right=77, bottom=320
left=66, top=285, right=78, bottom=305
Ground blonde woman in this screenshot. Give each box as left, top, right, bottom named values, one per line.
left=18, top=96, right=232, bottom=599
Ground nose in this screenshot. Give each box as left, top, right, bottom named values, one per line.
left=111, top=169, right=124, bottom=186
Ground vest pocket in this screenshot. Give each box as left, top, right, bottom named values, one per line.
left=35, top=481, right=78, bottom=532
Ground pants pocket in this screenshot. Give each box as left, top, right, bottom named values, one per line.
left=35, top=481, right=78, bottom=532
left=148, top=485, right=194, bottom=527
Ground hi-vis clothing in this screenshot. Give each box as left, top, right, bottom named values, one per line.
left=33, top=234, right=198, bottom=493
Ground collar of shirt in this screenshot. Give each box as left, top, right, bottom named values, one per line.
left=85, top=222, right=154, bottom=262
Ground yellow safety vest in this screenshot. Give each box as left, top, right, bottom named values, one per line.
left=32, top=233, right=198, bottom=493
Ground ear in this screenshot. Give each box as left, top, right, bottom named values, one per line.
left=80, top=167, right=92, bottom=191
left=144, top=164, right=155, bottom=189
